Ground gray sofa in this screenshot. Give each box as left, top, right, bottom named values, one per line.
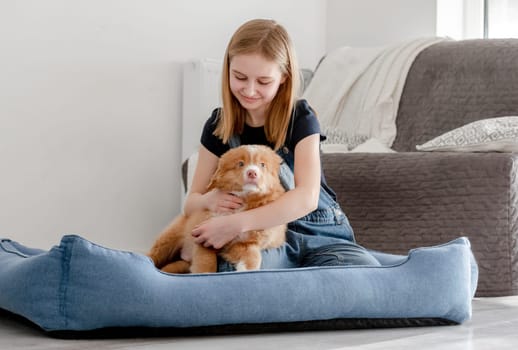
left=322, top=39, right=518, bottom=297
left=182, top=39, right=518, bottom=297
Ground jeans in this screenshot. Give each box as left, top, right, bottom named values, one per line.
left=216, top=167, right=381, bottom=271
left=218, top=221, right=381, bottom=272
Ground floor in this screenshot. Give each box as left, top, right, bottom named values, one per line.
left=1, top=297, right=517, bottom=349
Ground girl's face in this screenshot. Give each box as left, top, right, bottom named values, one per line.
left=229, top=53, right=286, bottom=117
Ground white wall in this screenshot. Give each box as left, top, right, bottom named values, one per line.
left=0, top=0, right=437, bottom=253
left=326, top=0, right=437, bottom=49
left=0, top=0, right=325, bottom=252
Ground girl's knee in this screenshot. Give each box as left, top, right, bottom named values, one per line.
left=301, top=243, right=381, bottom=267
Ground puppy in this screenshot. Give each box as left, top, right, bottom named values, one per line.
left=148, top=145, right=286, bottom=273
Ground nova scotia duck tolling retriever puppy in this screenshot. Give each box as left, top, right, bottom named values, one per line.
left=148, top=145, right=286, bottom=273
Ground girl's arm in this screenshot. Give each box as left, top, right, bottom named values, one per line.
left=192, top=134, right=321, bottom=249
left=183, top=145, right=243, bottom=216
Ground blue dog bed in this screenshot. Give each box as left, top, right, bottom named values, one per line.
left=0, top=235, right=477, bottom=337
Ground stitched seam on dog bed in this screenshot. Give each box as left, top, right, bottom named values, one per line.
left=58, top=237, right=73, bottom=329
left=0, top=239, right=28, bottom=258
left=170, top=239, right=470, bottom=277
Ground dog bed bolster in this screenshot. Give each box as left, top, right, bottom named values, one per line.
left=0, top=235, right=477, bottom=333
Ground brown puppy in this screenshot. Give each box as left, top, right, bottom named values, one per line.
left=148, top=145, right=286, bottom=273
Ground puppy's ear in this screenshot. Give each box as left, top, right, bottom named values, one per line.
left=273, top=152, right=283, bottom=170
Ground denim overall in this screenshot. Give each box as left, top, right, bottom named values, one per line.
left=217, top=136, right=380, bottom=271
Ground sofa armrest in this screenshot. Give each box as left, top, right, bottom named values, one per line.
left=322, top=152, right=518, bottom=296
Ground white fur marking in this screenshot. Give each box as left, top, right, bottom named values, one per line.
left=244, top=164, right=261, bottom=178
left=242, top=183, right=260, bottom=193
left=235, top=261, right=247, bottom=271
left=244, top=145, right=258, bottom=154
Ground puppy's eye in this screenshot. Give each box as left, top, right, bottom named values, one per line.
left=260, top=162, right=266, bottom=168
left=238, top=161, right=245, bottom=167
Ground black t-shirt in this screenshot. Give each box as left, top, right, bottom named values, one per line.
left=201, top=99, right=324, bottom=156
left=199, top=99, right=336, bottom=200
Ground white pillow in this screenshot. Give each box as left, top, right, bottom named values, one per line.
left=416, top=116, right=518, bottom=152
left=321, top=125, right=369, bottom=151
left=321, top=144, right=349, bottom=153
left=350, top=138, right=396, bottom=153
left=321, top=138, right=395, bottom=153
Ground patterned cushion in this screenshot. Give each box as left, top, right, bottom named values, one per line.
left=416, top=116, right=518, bottom=152
left=321, top=125, right=369, bottom=150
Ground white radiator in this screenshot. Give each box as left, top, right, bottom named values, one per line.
left=181, top=58, right=222, bottom=162
left=181, top=58, right=222, bottom=201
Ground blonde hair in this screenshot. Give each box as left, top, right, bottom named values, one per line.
left=215, top=19, right=301, bottom=151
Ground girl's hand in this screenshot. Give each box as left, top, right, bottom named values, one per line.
left=191, top=215, right=242, bottom=249
left=205, top=189, right=244, bottom=214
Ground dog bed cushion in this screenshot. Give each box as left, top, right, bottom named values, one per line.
left=0, top=235, right=478, bottom=336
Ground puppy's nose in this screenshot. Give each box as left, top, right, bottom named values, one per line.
left=246, top=169, right=258, bottom=179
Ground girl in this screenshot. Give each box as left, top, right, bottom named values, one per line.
left=187, top=19, right=380, bottom=270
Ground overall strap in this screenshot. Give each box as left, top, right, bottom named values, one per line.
left=228, top=135, right=241, bottom=148
left=278, top=160, right=295, bottom=191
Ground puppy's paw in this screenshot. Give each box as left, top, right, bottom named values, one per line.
left=235, top=258, right=261, bottom=271
left=235, top=261, right=247, bottom=271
